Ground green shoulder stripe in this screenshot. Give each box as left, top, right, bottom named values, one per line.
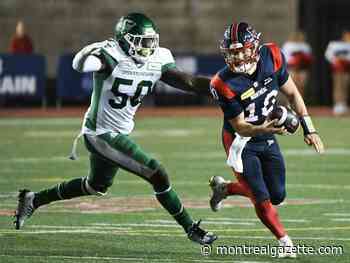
left=100, top=49, right=118, bottom=70
left=161, top=62, right=176, bottom=73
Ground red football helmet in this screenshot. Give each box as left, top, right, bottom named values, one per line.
left=220, top=22, right=261, bottom=74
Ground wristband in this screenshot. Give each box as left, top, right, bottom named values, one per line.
left=299, top=115, right=317, bottom=135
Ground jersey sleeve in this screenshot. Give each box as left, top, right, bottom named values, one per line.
left=98, top=40, right=119, bottom=70
left=210, top=74, right=243, bottom=119
left=266, top=43, right=289, bottom=86
left=158, top=47, right=177, bottom=73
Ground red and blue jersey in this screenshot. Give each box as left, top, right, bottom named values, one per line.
left=210, top=43, right=289, bottom=141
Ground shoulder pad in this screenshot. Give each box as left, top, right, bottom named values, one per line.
left=210, top=73, right=236, bottom=99
left=264, top=42, right=283, bottom=72
left=100, top=39, right=126, bottom=62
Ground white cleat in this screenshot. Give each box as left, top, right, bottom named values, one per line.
left=278, top=235, right=297, bottom=258
left=209, top=176, right=228, bottom=212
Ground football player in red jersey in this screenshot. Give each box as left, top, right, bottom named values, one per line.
left=208, top=22, right=324, bottom=258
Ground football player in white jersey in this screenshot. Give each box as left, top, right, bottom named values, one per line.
left=14, top=13, right=216, bottom=245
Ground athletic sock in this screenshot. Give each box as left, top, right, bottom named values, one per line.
left=226, top=181, right=252, bottom=198
left=155, top=187, right=193, bottom=232
left=34, top=177, right=89, bottom=208
left=254, top=199, right=286, bottom=239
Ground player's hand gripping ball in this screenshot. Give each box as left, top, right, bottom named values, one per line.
left=269, top=105, right=300, bottom=134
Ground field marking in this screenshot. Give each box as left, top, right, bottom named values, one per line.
left=0, top=156, right=81, bottom=164
left=145, top=220, right=254, bottom=226
left=153, top=149, right=350, bottom=158
left=3, top=224, right=350, bottom=234
left=28, top=225, right=132, bottom=231
left=0, top=254, right=174, bottom=262
left=1, top=147, right=350, bottom=164
left=0, top=193, right=18, bottom=198
left=1, top=197, right=346, bottom=218
left=288, top=184, right=350, bottom=190
left=0, top=118, right=80, bottom=126
left=331, top=218, right=350, bottom=222
left=206, top=218, right=310, bottom=223
left=187, top=260, right=271, bottom=263
left=23, top=129, right=205, bottom=139
left=324, top=213, right=350, bottom=217
left=24, top=130, right=76, bottom=138
left=2, top=228, right=350, bottom=242
left=0, top=254, right=271, bottom=263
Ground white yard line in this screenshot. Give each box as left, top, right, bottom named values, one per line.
left=289, top=184, right=350, bottom=190
left=2, top=228, right=350, bottom=242
left=324, top=213, right=350, bottom=217
left=187, top=260, right=271, bottom=263
left=0, top=254, right=174, bottom=262
left=23, top=129, right=205, bottom=138
left=145, top=220, right=255, bottom=226
left=206, top=218, right=310, bottom=223
left=0, top=156, right=87, bottom=163
left=0, top=118, right=79, bottom=126
left=0, top=254, right=271, bottom=263
left=2, top=147, right=350, bottom=164
left=331, top=218, right=350, bottom=222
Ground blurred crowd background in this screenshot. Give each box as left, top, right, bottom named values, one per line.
left=1, top=0, right=350, bottom=115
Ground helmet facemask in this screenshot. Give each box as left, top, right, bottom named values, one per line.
left=114, top=13, right=160, bottom=64
left=124, top=32, right=159, bottom=63
left=220, top=23, right=261, bottom=75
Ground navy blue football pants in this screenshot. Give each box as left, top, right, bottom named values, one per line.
left=223, top=129, right=286, bottom=205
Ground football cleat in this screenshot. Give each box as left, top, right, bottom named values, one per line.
left=278, top=235, right=297, bottom=258
left=187, top=220, right=217, bottom=245
left=209, top=176, right=228, bottom=212
left=14, top=189, right=36, bottom=230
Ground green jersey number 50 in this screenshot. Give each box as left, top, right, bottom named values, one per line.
left=109, top=77, right=153, bottom=109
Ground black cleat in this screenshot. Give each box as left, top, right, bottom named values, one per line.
left=14, top=189, right=36, bottom=230
left=187, top=220, right=217, bottom=245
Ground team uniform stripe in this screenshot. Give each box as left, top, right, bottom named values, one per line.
left=222, top=129, right=235, bottom=156
left=265, top=43, right=283, bottom=72
left=85, top=134, right=155, bottom=180
left=210, top=74, right=236, bottom=99
left=231, top=23, right=239, bottom=43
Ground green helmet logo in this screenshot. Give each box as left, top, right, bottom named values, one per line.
left=115, top=13, right=159, bottom=63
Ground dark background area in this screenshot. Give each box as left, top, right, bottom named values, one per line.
left=299, top=0, right=350, bottom=105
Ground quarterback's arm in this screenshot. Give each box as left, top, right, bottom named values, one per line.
left=228, top=113, right=284, bottom=137
left=280, top=75, right=325, bottom=153
left=280, top=76, right=308, bottom=116
left=160, top=68, right=211, bottom=96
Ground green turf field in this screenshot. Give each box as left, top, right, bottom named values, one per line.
left=0, top=116, right=349, bottom=262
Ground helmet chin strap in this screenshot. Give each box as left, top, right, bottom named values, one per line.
left=246, top=62, right=257, bottom=75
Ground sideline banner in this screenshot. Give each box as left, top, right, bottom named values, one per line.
left=57, top=53, right=92, bottom=102
left=0, top=54, right=46, bottom=100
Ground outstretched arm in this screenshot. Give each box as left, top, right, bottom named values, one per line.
left=280, top=75, right=325, bottom=154
left=160, top=68, right=211, bottom=96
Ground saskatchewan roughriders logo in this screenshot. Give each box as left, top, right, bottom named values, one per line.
left=117, top=18, right=136, bottom=34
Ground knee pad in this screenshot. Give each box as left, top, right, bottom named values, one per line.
left=148, top=159, right=170, bottom=193
left=270, top=191, right=286, bottom=205
left=84, top=177, right=112, bottom=196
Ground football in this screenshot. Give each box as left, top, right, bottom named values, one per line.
left=269, top=105, right=300, bottom=134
